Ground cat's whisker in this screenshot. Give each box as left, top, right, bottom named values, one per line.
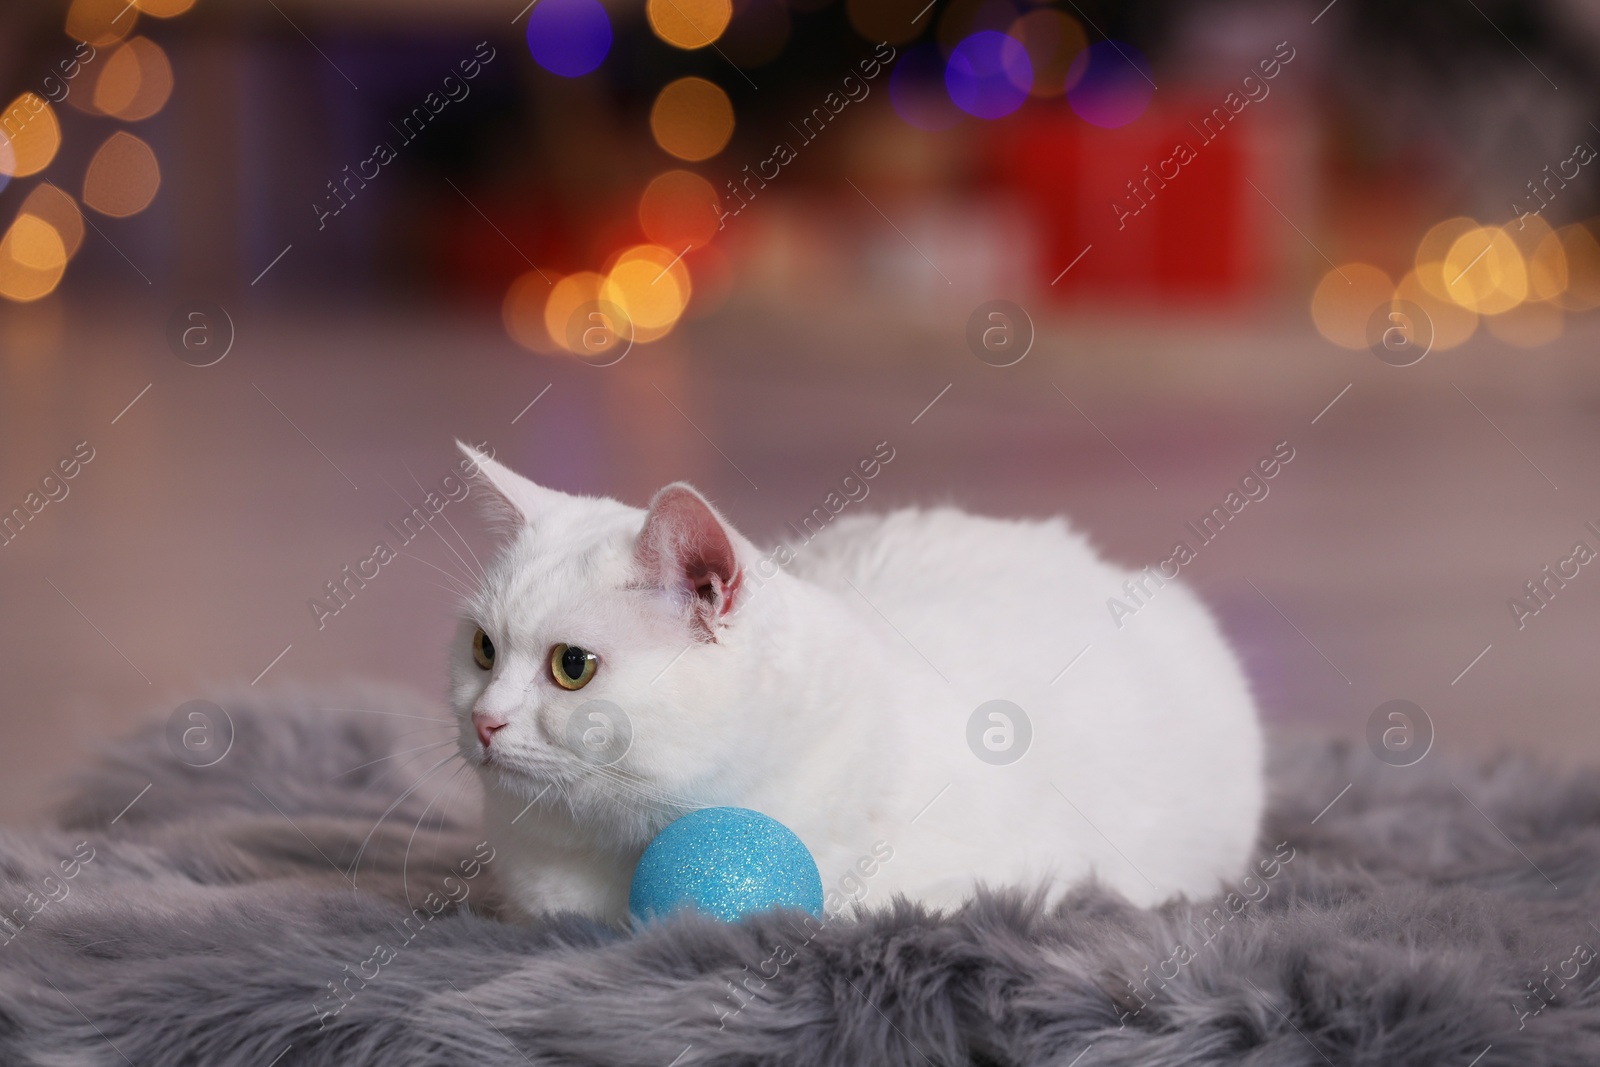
left=595, top=779, right=690, bottom=816
left=325, top=736, right=462, bottom=827
left=436, top=510, right=488, bottom=584
left=302, top=707, right=455, bottom=724
left=326, top=738, right=457, bottom=783
left=418, top=579, right=472, bottom=601
left=380, top=472, right=482, bottom=591
left=573, top=771, right=658, bottom=825
left=577, top=763, right=696, bottom=817
left=434, top=757, right=474, bottom=836
left=399, top=552, right=476, bottom=598
left=386, top=723, right=459, bottom=741
left=578, top=759, right=702, bottom=809
left=402, top=761, right=472, bottom=907
left=405, top=460, right=488, bottom=585
left=346, top=752, right=459, bottom=888
left=416, top=517, right=481, bottom=589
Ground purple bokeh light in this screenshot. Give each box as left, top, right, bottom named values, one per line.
left=525, top=0, right=612, bottom=79
left=1065, top=41, right=1154, bottom=128
left=890, top=44, right=964, bottom=132
left=944, top=31, right=1032, bottom=120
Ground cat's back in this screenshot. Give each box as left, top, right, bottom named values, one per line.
left=779, top=504, right=1263, bottom=908
left=784, top=506, right=1114, bottom=645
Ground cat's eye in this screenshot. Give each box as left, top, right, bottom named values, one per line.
left=550, top=643, right=598, bottom=690
left=471, top=627, right=495, bottom=671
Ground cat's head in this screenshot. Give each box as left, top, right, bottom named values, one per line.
left=449, top=444, right=764, bottom=842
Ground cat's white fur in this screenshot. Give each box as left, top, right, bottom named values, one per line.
left=450, top=446, right=1263, bottom=924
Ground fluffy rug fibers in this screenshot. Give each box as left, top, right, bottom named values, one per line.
left=1, top=687, right=1597, bottom=1066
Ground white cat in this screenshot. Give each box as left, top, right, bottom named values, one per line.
left=449, top=445, right=1263, bottom=925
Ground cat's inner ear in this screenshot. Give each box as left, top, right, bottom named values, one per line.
left=635, top=484, right=742, bottom=636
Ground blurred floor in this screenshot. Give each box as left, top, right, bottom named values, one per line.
left=2, top=295, right=1599, bottom=823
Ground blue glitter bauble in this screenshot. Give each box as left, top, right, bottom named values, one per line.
left=629, top=808, right=823, bottom=923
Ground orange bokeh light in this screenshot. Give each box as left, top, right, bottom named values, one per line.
left=543, top=271, right=608, bottom=354
left=1310, top=263, right=1391, bottom=349
left=503, top=269, right=558, bottom=353
left=66, top=0, right=137, bottom=46
left=845, top=0, right=925, bottom=46
left=83, top=132, right=161, bottom=217
left=647, top=0, right=732, bottom=50
left=19, top=185, right=85, bottom=259
left=0, top=214, right=68, bottom=303
left=1394, top=268, right=1477, bottom=351
left=602, top=244, right=691, bottom=342
left=1441, top=226, right=1525, bottom=314
left=0, top=94, right=63, bottom=178
left=1010, top=10, right=1086, bottom=97
left=1413, top=216, right=1478, bottom=302
left=134, top=0, right=198, bottom=16
left=93, top=37, right=174, bottom=121
left=639, top=170, right=723, bottom=252
left=650, top=78, right=735, bottom=162
left=1555, top=224, right=1600, bottom=311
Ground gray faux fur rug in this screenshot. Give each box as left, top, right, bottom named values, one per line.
left=1, top=687, right=1597, bottom=1066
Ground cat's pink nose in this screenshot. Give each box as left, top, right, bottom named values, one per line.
left=472, top=711, right=509, bottom=749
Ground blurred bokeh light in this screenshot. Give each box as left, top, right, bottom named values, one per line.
left=1557, top=225, right=1600, bottom=310
left=639, top=169, right=722, bottom=251
left=65, top=0, right=137, bottom=46
left=1009, top=9, right=1085, bottom=98
left=1310, top=263, right=1391, bottom=350
left=891, top=44, right=964, bottom=131
left=544, top=270, right=607, bottom=353
left=647, top=0, right=732, bottom=50
left=7, top=0, right=1600, bottom=818
left=845, top=0, right=926, bottom=46
left=945, top=30, right=1032, bottom=119
left=18, top=185, right=84, bottom=260
left=81, top=130, right=160, bottom=217
left=525, top=0, right=612, bottom=78
left=0, top=95, right=62, bottom=178
left=0, top=214, right=67, bottom=302
left=650, top=77, right=734, bottom=162
left=132, top=0, right=197, bottom=15
left=91, top=37, right=174, bottom=121
left=1443, top=226, right=1526, bottom=315
left=936, top=0, right=1021, bottom=54
left=602, top=243, right=691, bottom=341
left=1065, top=41, right=1154, bottom=128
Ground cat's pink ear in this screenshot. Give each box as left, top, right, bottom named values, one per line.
left=456, top=441, right=567, bottom=527
left=636, top=484, right=743, bottom=636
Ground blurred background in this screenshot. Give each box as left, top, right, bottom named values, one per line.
left=2, top=0, right=1599, bottom=822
